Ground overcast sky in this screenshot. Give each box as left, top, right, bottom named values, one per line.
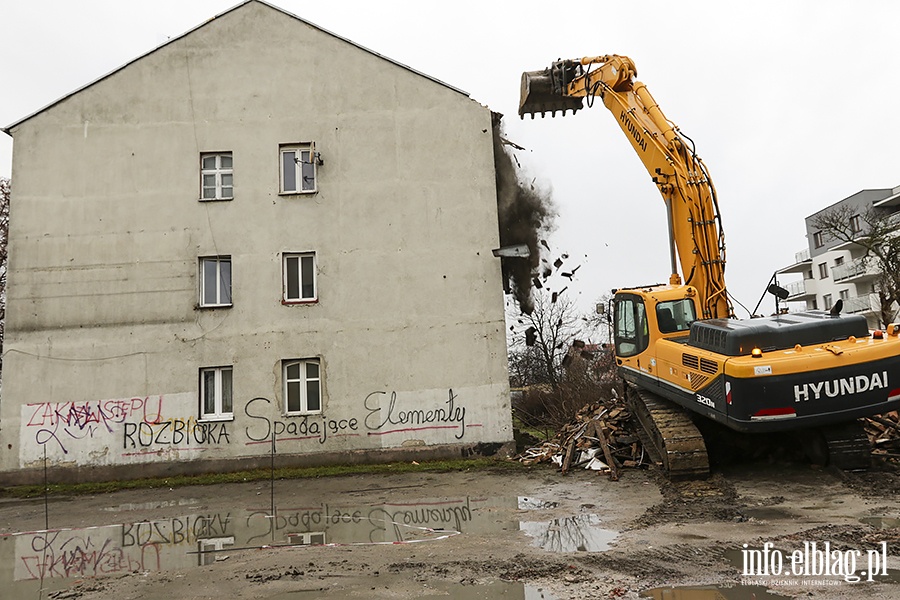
left=2, top=0, right=899, bottom=320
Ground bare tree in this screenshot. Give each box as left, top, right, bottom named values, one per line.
left=812, top=204, right=900, bottom=326
left=508, top=292, right=582, bottom=388
left=507, top=287, right=624, bottom=434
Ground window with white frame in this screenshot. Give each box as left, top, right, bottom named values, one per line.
left=823, top=294, right=833, bottom=310
left=283, top=252, right=316, bottom=302
left=818, top=262, right=829, bottom=280
left=813, top=231, right=824, bottom=248
left=280, top=144, right=317, bottom=194
left=283, top=359, right=321, bottom=414
left=201, top=153, right=233, bottom=200
left=850, top=214, right=862, bottom=233
left=839, top=289, right=850, bottom=301
left=200, top=366, right=233, bottom=420
left=200, top=256, right=232, bottom=307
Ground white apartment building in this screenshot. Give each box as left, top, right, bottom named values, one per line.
left=778, top=185, right=900, bottom=329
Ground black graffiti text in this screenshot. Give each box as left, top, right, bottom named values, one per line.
left=123, top=420, right=230, bottom=449
left=364, top=389, right=466, bottom=439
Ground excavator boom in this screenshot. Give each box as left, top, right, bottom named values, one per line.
left=519, top=54, right=900, bottom=478
left=520, top=56, right=732, bottom=320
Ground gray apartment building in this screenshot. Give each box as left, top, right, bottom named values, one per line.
left=778, top=185, right=900, bottom=328
left=0, top=0, right=512, bottom=483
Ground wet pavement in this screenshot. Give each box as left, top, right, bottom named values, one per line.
left=0, top=494, right=582, bottom=598
left=1, top=466, right=899, bottom=599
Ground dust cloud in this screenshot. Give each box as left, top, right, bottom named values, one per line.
left=493, top=116, right=555, bottom=314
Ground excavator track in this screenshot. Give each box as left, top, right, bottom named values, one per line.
left=804, top=420, right=872, bottom=471
left=626, top=384, right=710, bottom=479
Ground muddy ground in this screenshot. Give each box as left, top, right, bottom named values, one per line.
left=2, top=456, right=900, bottom=600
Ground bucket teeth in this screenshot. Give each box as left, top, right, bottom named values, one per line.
left=518, top=69, right=583, bottom=119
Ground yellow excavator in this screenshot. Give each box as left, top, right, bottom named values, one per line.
left=520, top=55, right=900, bottom=478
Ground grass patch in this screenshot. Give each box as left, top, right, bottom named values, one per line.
left=0, top=457, right=526, bottom=499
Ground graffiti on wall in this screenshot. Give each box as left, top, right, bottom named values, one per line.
left=244, top=397, right=361, bottom=445
left=123, top=419, right=231, bottom=450
left=18, top=386, right=490, bottom=467
left=364, top=388, right=469, bottom=439
left=24, top=396, right=165, bottom=455
left=18, top=392, right=218, bottom=466
left=244, top=388, right=478, bottom=445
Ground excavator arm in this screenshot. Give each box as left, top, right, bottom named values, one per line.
left=520, top=55, right=733, bottom=319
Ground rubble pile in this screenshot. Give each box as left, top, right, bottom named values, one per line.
left=516, top=394, right=648, bottom=480
left=864, top=412, right=900, bottom=460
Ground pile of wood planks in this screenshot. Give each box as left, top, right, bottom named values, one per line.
left=864, top=411, right=900, bottom=460
left=516, top=394, right=647, bottom=480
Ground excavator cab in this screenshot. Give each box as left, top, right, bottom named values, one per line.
left=613, top=286, right=697, bottom=360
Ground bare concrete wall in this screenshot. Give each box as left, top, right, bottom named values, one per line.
left=1, top=1, right=511, bottom=477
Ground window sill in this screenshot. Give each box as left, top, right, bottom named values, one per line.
left=283, top=411, right=323, bottom=418
left=199, top=415, right=234, bottom=423
left=278, top=190, right=318, bottom=197
left=282, top=298, right=318, bottom=306
left=199, top=197, right=234, bottom=202
left=198, top=304, right=233, bottom=309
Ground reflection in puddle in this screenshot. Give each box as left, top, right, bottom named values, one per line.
left=860, top=516, right=900, bottom=529
left=642, top=584, right=791, bottom=599
left=0, top=495, right=520, bottom=597
left=739, top=507, right=795, bottom=521
left=520, top=513, right=617, bottom=552
left=265, top=579, right=555, bottom=599
left=517, top=497, right=559, bottom=510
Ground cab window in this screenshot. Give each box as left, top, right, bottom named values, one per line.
left=614, top=294, right=649, bottom=357
left=656, top=298, right=697, bottom=334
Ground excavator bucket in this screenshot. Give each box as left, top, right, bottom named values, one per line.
left=518, top=68, right=583, bottom=119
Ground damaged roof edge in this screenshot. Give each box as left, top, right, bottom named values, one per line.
left=2, top=0, right=470, bottom=136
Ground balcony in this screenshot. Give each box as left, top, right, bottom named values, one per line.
left=843, top=293, right=879, bottom=315
left=784, top=279, right=815, bottom=300
left=833, top=258, right=878, bottom=284
left=777, top=248, right=812, bottom=275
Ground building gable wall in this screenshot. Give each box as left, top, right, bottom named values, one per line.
left=1, top=1, right=511, bottom=477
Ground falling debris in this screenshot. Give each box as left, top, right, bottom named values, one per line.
left=561, top=265, right=581, bottom=280
left=493, top=115, right=556, bottom=314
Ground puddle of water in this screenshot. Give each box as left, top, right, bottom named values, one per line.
left=642, top=584, right=791, bottom=599
left=0, top=495, right=521, bottom=597
left=740, top=507, right=795, bottom=521
left=860, top=516, right=900, bottom=529
left=517, top=497, right=559, bottom=510
left=520, top=513, right=617, bottom=552
left=264, top=579, right=555, bottom=599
